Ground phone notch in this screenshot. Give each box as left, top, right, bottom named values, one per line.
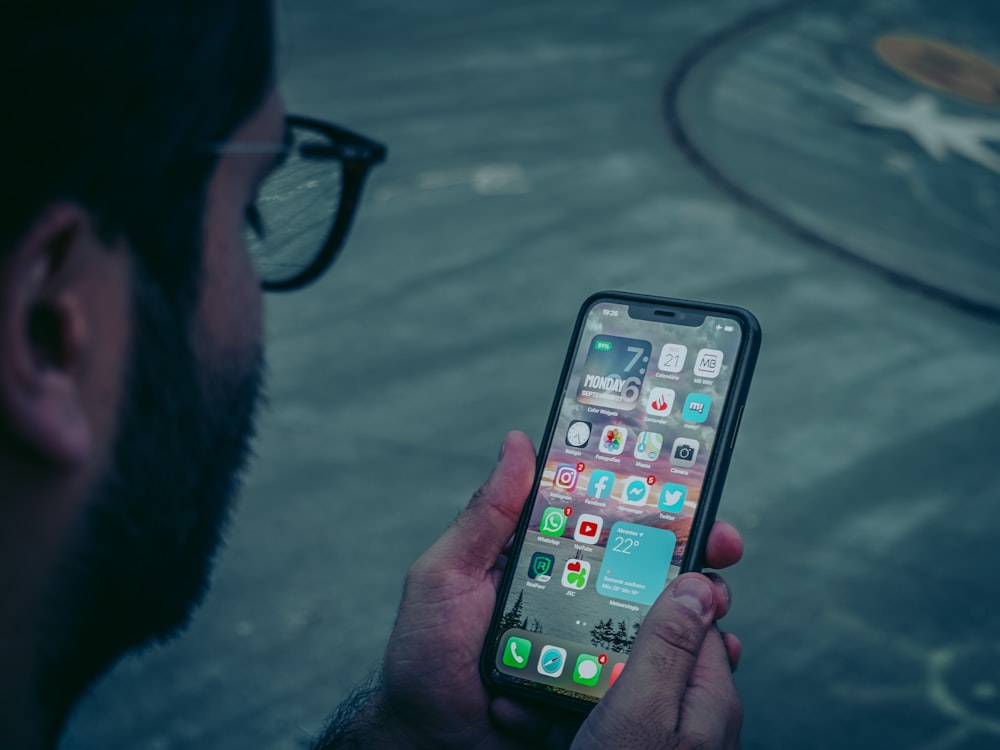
left=627, top=304, right=706, bottom=328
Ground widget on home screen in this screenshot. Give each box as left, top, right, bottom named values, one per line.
left=576, top=335, right=652, bottom=411
left=598, top=522, right=677, bottom=606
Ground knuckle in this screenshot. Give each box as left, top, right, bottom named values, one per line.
left=644, top=610, right=705, bottom=659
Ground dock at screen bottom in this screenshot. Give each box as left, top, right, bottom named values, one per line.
left=495, top=628, right=628, bottom=700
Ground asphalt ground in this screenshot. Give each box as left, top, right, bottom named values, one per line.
left=62, top=1, right=1000, bottom=748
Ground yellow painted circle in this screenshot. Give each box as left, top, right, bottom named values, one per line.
left=876, top=35, right=1000, bottom=105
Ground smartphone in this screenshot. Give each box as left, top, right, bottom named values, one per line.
left=481, top=291, right=760, bottom=711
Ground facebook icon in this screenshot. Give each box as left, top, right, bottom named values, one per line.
left=587, top=470, right=616, bottom=500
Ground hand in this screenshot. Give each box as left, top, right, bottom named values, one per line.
left=318, top=431, right=742, bottom=749
left=569, top=571, right=743, bottom=750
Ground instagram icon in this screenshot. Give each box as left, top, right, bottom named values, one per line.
left=553, top=464, right=579, bottom=492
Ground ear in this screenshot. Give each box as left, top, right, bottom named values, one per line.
left=0, top=204, right=127, bottom=468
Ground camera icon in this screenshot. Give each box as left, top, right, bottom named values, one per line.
left=671, top=438, right=699, bottom=468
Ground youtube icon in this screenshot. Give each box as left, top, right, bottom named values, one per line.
left=573, top=513, right=604, bottom=544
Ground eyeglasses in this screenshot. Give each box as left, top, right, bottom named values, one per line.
left=242, top=115, right=386, bottom=291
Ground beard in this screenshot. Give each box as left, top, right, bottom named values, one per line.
left=36, top=258, right=264, bottom=730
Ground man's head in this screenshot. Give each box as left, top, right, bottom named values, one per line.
left=0, top=2, right=280, bottom=744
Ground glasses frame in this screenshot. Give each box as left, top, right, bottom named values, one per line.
left=259, top=115, right=387, bottom=292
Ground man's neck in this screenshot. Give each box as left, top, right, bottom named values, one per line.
left=0, top=637, right=50, bottom=750
left=0, top=473, right=84, bottom=750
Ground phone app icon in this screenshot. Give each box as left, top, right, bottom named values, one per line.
left=573, top=654, right=602, bottom=686
left=553, top=463, right=579, bottom=491
left=565, top=420, right=592, bottom=448
left=659, top=483, right=688, bottom=513
left=694, top=348, right=724, bottom=378
left=562, top=559, right=591, bottom=590
left=682, top=393, right=712, bottom=423
left=540, top=507, right=567, bottom=537
left=598, top=425, right=628, bottom=455
left=528, top=552, right=555, bottom=581
left=645, top=387, right=675, bottom=417
left=573, top=514, right=604, bottom=544
left=671, top=438, right=700, bottom=468
left=576, top=335, right=652, bottom=411
left=537, top=645, right=567, bottom=678
left=587, top=470, right=616, bottom=500
left=620, top=476, right=650, bottom=505
left=658, top=343, right=687, bottom=373
left=633, top=431, right=663, bottom=461
left=503, top=636, right=532, bottom=669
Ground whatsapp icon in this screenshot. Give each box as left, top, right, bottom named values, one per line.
left=540, top=507, right=567, bottom=537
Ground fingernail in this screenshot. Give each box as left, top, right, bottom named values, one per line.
left=497, top=437, right=507, bottom=462
left=672, top=577, right=713, bottom=617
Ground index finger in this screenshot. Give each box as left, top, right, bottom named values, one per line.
left=704, top=519, right=743, bottom=570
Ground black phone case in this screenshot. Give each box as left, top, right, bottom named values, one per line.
left=480, top=290, right=761, bottom=712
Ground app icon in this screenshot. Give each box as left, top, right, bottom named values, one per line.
left=598, top=425, right=628, bottom=455
left=565, top=420, right=592, bottom=448
left=561, top=559, right=591, bottom=590
left=645, top=387, right=675, bottom=417
left=671, top=438, right=699, bottom=468
left=573, top=514, right=604, bottom=544
left=658, top=343, right=687, bottom=373
left=503, top=636, right=532, bottom=669
left=694, top=348, right=724, bottom=378
left=540, top=507, right=567, bottom=537
left=573, top=654, right=602, bottom=686
left=609, top=661, right=626, bottom=686
left=576, top=335, right=652, bottom=411
left=633, top=431, right=663, bottom=461
left=587, top=470, right=616, bottom=500
left=553, top=463, right=579, bottom=491
left=682, top=393, right=712, bottom=423
left=620, top=476, right=650, bottom=505
left=528, top=552, right=555, bottom=581
left=537, top=645, right=567, bottom=678
left=659, top=483, right=688, bottom=513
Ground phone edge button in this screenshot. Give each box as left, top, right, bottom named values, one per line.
left=728, top=405, right=745, bottom=451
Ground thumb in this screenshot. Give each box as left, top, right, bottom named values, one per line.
left=421, top=431, right=536, bottom=576
left=576, top=574, right=719, bottom=749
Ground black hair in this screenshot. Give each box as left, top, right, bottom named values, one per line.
left=0, top=2, right=276, bottom=737
left=0, top=0, right=274, bottom=304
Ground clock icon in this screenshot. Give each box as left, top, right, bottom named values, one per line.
left=565, top=420, right=592, bottom=448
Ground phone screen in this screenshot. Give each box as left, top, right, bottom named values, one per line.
left=484, top=295, right=757, bottom=706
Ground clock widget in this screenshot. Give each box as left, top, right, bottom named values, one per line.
left=565, top=420, right=592, bottom=448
